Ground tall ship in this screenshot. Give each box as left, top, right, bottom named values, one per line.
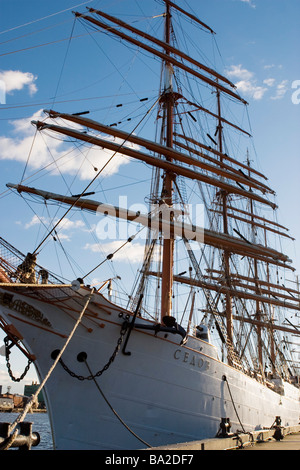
left=0, top=1, right=299, bottom=450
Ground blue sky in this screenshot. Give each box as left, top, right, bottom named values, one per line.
left=0, top=0, right=299, bottom=392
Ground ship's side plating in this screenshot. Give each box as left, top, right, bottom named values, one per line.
left=0, top=285, right=299, bottom=450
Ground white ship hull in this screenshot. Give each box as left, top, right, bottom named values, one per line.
left=0, top=285, right=299, bottom=450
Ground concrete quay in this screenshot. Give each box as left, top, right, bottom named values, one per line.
left=147, top=425, right=300, bottom=451
left=241, top=431, right=300, bottom=450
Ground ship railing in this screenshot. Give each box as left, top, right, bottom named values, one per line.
left=0, top=236, right=65, bottom=287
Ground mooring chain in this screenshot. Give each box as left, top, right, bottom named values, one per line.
left=4, top=336, right=32, bottom=382
left=55, top=316, right=130, bottom=381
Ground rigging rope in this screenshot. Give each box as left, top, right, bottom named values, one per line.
left=20, top=128, right=38, bottom=184
left=31, top=96, right=160, bottom=256
left=0, top=1, right=94, bottom=35
left=51, top=17, right=76, bottom=108
left=83, top=358, right=152, bottom=448
left=3, top=288, right=94, bottom=448
left=222, top=375, right=246, bottom=434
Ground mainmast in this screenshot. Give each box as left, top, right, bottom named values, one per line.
left=247, top=150, right=264, bottom=374
left=160, top=3, right=175, bottom=319
left=216, top=89, right=233, bottom=362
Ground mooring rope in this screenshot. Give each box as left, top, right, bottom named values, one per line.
left=222, top=375, right=246, bottom=433
left=2, top=288, right=94, bottom=449
left=84, top=358, right=152, bottom=449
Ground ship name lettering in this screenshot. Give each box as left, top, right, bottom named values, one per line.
left=0, top=292, right=52, bottom=328
left=174, top=349, right=210, bottom=370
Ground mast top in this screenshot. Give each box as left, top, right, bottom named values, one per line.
left=161, top=0, right=216, bottom=34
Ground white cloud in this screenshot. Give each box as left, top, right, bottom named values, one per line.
left=0, top=109, right=65, bottom=168
left=226, top=65, right=288, bottom=102
left=235, top=80, right=267, bottom=100
left=231, top=0, right=256, bottom=8
left=59, top=218, right=86, bottom=231
left=24, top=214, right=47, bottom=229
left=239, top=0, right=256, bottom=8
left=23, top=215, right=87, bottom=242
left=263, top=78, right=276, bottom=87
left=0, top=110, right=134, bottom=180
left=0, top=70, right=37, bottom=95
left=226, top=64, right=267, bottom=100
left=25, top=215, right=85, bottom=231
left=226, top=64, right=254, bottom=81
left=271, top=80, right=289, bottom=100
left=84, top=240, right=146, bottom=264
left=264, top=64, right=283, bottom=71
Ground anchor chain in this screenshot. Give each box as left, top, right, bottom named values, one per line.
left=54, top=316, right=129, bottom=381
left=4, top=336, right=32, bottom=382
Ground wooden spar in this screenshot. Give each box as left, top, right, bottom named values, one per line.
left=206, top=275, right=300, bottom=304
left=31, top=120, right=277, bottom=209
left=211, top=209, right=295, bottom=240
left=147, top=271, right=300, bottom=312
left=174, top=133, right=267, bottom=180
left=44, top=110, right=273, bottom=195
left=206, top=269, right=300, bottom=296
left=172, top=140, right=273, bottom=194
left=183, top=99, right=251, bottom=137
left=74, top=12, right=248, bottom=105
left=87, top=7, right=233, bottom=87
left=162, top=0, right=215, bottom=34
left=6, top=183, right=293, bottom=268
left=231, top=280, right=299, bottom=304
left=226, top=205, right=290, bottom=232
left=174, top=139, right=248, bottom=177
left=201, top=228, right=291, bottom=264
left=215, top=311, right=300, bottom=337
left=224, top=313, right=300, bottom=337
left=160, top=3, right=174, bottom=319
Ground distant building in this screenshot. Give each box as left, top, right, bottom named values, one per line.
left=13, top=395, right=26, bottom=408
left=0, top=395, right=14, bottom=411
left=24, top=381, right=45, bottom=408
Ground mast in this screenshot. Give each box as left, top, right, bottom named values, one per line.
left=161, top=2, right=174, bottom=319
left=3, top=2, right=297, bottom=382
left=216, top=89, right=233, bottom=362
left=247, top=150, right=263, bottom=374
left=263, top=216, right=276, bottom=376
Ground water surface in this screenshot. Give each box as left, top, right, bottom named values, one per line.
left=0, top=411, right=53, bottom=450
